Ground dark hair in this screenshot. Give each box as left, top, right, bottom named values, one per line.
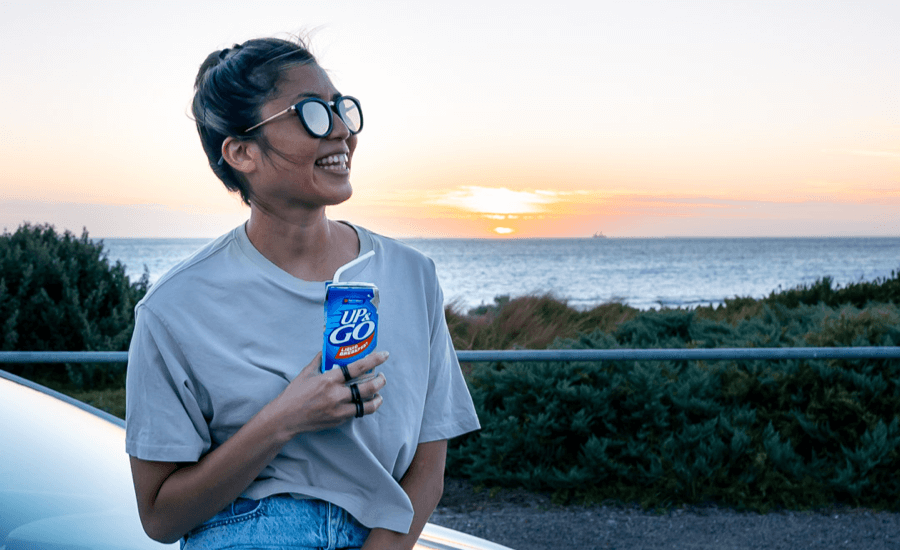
left=192, top=37, right=317, bottom=205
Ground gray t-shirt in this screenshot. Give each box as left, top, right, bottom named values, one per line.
left=125, top=223, right=480, bottom=533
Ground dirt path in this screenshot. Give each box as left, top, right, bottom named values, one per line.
left=431, top=479, right=900, bottom=550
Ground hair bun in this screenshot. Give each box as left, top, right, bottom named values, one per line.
left=197, top=45, right=243, bottom=86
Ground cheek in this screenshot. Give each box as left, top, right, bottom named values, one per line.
left=267, top=145, right=319, bottom=171
left=265, top=129, right=321, bottom=166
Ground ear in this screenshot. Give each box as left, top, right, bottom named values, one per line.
left=221, top=137, right=259, bottom=174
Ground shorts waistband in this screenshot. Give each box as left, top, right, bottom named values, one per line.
left=182, top=494, right=369, bottom=550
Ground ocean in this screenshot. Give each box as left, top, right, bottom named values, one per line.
left=100, top=236, right=900, bottom=312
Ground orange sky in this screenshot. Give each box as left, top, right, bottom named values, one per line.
left=2, top=1, right=898, bottom=238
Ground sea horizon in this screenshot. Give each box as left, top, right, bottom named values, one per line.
left=100, top=236, right=900, bottom=312
left=97, top=235, right=900, bottom=241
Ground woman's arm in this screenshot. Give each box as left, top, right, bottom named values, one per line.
left=361, top=439, right=448, bottom=550
left=130, top=351, right=388, bottom=544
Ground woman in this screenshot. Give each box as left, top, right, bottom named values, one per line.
left=125, top=36, right=480, bottom=550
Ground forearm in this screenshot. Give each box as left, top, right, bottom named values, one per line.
left=362, top=440, right=447, bottom=550
left=132, top=402, right=293, bottom=543
left=132, top=351, right=389, bottom=544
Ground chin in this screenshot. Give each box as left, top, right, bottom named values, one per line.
left=328, top=182, right=353, bottom=205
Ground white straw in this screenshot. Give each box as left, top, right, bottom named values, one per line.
left=331, top=250, right=375, bottom=283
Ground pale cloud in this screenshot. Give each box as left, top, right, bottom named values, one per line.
left=430, top=186, right=564, bottom=215
left=493, top=227, right=514, bottom=234
left=823, top=149, right=900, bottom=159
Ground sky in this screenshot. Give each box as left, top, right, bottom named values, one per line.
left=1, top=0, right=898, bottom=238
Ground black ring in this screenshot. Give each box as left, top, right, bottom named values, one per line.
left=355, top=400, right=365, bottom=418
left=339, top=363, right=352, bottom=382
left=349, top=383, right=362, bottom=405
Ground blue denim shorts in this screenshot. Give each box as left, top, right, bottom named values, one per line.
left=181, top=494, right=370, bottom=549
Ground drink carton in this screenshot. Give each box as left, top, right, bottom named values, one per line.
left=321, top=251, right=378, bottom=374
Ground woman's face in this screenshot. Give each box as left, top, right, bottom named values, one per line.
left=247, top=63, right=358, bottom=213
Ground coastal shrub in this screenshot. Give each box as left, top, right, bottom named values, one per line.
left=764, top=272, right=900, bottom=309
left=444, top=294, right=639, bottom=351
left=444, top=268, right=900, bottom=354
left=447, top=353, right=900, bottom=511
left=447, top=298, right=900, bottom=511
left=447, top=291, right=900, bottom=355
left=0, top=223, right=148, bottom=390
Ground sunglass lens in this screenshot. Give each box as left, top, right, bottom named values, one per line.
left=337, top=98, right=362, bottom=134
left=300, top=101, right=331, bottom=137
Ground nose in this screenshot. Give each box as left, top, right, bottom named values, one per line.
left=328, top=106, right=352, bottom=140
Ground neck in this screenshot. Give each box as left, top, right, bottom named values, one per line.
left=245, top=205, right=359, bottom=281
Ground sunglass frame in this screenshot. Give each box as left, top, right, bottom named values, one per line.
left=244, top=95, right=363, bottom=138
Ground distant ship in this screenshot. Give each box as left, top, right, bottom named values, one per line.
left=592, top=232, right=607, bottom=239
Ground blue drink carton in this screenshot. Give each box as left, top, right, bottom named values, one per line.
left=322, top=251, right=379, bottom=374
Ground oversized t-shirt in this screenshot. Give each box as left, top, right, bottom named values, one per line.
left=125, top=223, right=480, bottom=533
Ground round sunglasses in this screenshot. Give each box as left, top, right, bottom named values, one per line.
left=244, top=95, right=363, bottom=138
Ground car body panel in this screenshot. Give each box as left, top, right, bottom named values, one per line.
left=0, top=370, right=512, bottom=550
left=0, top=370, right=170, bottom=549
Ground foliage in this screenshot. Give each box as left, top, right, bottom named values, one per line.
left=444, top=267, right=900, bottom=353
left=70, top=387, right=127, bottom=418
left=448, top=352, right=900, bottom=511
left=5, top=225, right=898, bottom=509
left=0, top=223, right=148, bottom=390
left=763, top=272, right=900, bottom=309
left=445, top=277, right=900, bottom=511
left=445, top=293, right=639, bottom=351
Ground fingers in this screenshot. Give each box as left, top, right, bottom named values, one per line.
left=347, top=370, right=387, bottom=419
left=347, top=390, right=384, bottom=418
left=360, top=393, right=384, bottom=417
left=349, top=371, right=387, bottom=399
left=346, top=373, right=386, bottom=405
left=281, top=351, right=388, bottom=431
left=320, top=351, right=389, bottom=384
left=346, top=350, right=390, bottom=380
left=338, top=363, right=352, bottom=382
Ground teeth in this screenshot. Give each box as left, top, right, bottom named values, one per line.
left=315, top=153, right=349, bottom=170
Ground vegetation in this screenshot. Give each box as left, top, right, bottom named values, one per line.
left=445, top=293, right=638, bottom=352
left=0, top=223, right=148, bottom=392
left=2, top=222, right=898, bottom=511
left=444, top=269, right=900, bottom=353
left=445, top=274, right=900, bottom=511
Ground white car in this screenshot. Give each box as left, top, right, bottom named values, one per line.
left=0, top=369, right=510, bottom=550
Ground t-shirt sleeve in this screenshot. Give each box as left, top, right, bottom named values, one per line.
left=417, top=264, right=481, bottom=443
left=125, top=304, right=211, bottom=462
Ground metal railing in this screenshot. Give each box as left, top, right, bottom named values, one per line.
left=1, top=347, right=899, bottom=365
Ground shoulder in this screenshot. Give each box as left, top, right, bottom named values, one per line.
left=353, top=225, right=434, bottom=265
left=137, top=226, right=243, bottom=309
left=357, top=226, right=435, bottom=271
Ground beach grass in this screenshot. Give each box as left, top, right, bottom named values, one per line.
left=446, top=293, right=640, bottom=352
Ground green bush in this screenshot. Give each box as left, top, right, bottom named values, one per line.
left=447, top=300, right=900, bottom=511
left=0, top=223, right=148, bottom=390
left=449, top=355, right=900, bottom=511
left=764, top=272, right=900, bottom=309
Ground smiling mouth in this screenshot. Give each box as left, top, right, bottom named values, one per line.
left=315, top=153, right=350, bottom=171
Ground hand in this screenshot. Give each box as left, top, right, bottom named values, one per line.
left=272, top=351, right=388, bottom=435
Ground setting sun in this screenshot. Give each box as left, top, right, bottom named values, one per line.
left=430, top=186, right=562, bottom=215
left=1, top=2, right=897, bottom=238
